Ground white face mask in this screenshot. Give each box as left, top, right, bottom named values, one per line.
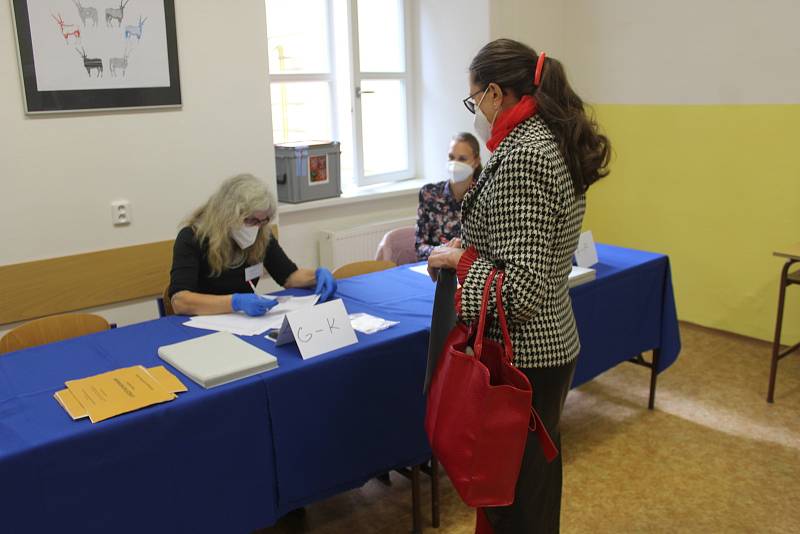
left=447, top=160, right=474, bottom=183
left=231, top=224, right=259, bottom=249
left=473, top=87, right=497, bottom=145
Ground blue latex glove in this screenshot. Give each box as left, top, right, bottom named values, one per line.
left=314, top=267, right=337, bottom=302
left=231, top=293, right=278, bottom=317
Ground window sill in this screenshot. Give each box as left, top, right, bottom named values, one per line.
left=278, top=178, right=426, bottom=215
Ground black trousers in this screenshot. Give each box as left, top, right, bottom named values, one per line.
left=484, top=358, right=577, bottom=534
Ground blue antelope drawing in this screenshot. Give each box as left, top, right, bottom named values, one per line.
left=125, top=16, right=147, bottom=40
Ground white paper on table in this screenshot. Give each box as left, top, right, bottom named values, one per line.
left=348, top=313, right=399, bottom=334
left=568, top=266, right=596, bottom=288
left=409, top=264, right=429, bottom=275
left=269, top=294, right=320, bottom=314
left=183, top=321, right=252, bottom=335
left=574, top=231, right=599, bottom=268
left=183, top=294, right=320, bottom=336
left=184, top=314, right=272, bottom=336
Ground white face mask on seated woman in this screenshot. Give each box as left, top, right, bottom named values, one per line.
left=231, top=224, right=259, bottom=249
left=447, top=160, right=475, bottom=183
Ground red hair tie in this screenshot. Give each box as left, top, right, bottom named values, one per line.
left=534, top=52, right=546, bottom=86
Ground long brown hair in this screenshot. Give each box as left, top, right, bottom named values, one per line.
left=469, top=39, right=610, bottom=193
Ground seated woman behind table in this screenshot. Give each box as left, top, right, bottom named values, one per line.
left=415, top=132, right=483, bottom=260
left=169, top=174, right=336, bottom=316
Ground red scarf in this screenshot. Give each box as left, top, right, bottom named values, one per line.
left=486, top=95, right=538, bottom=152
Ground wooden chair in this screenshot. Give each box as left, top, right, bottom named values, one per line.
left=768, top=242, right=800, bottom=402
left=332, top=260, right=396, bottom=279
left=157, top=285, right=175, bottom=317
left=0, top=313, right=111, bottom=355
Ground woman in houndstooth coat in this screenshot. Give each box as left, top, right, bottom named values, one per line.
left=428, top=39, right=611, bottom=534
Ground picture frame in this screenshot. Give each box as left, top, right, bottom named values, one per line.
left=10, top=0, right=181, bottom=114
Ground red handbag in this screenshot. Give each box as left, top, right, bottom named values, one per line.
left=425, top=268, right=558, bottom=508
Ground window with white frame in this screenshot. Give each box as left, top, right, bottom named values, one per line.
left=266, top=0, right=414, bottom=190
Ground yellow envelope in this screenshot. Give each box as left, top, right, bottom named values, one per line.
left=54, top=389, right=88, bottom=420
left=145, top=365, right=188, bottom=393
left=65, top=365, right=176, bottom=423
left=55, top=366, right=187, bottom=421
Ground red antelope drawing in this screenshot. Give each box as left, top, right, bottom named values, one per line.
left=52, top=13, right=81, bottom=44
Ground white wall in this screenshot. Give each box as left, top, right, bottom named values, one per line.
left=490, top=0, right=800, bottom=105
left=0, top=0, right=492, bottom=334
left=0, top=0, right=280, bottom=266
left=416, top=0, right=492, bottom=181
left=490, top=0, right=564, bottom=56
left=567, top=0, right=800, bottom=104
left=0, top=0, right=282, bottom=333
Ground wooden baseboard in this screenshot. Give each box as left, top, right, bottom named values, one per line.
left=0, top=225, right=279, bottom=326
left=0, top=241, right=174, bottom=325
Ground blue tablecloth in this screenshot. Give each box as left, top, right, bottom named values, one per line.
left=0, top=243, right=679, bottom=533
left=568, top=245, right=681, bottom=385
left=0, top=297, right=430, bottom=533
left=335, top=243, right=681, bottom=388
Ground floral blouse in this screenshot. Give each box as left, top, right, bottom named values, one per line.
left=415, top=180, right=462, bottom=260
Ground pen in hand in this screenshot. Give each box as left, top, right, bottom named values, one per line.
left=248, top=280, right=270, bottom=299
left=248, top=280, right=279, bottom=302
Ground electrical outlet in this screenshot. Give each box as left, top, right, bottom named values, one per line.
left=111, top=200, right=131, bottom=226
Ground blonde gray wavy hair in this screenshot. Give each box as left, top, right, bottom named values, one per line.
left=185, top=174, right=277, bottom=277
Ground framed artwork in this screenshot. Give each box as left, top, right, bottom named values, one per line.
left=308, top=154, right=329, bottom=186
left=10, top=0, right=181, bottom=113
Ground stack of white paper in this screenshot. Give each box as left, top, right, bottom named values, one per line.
left=184, top=294, right=320, bottom=336
left=568, top=266, right=596, bottom=288
left=158, top=332, right=278, bottom=389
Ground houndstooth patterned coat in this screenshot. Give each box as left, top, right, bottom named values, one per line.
left=459, top=115, right=586, bottom=368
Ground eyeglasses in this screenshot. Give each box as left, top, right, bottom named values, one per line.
left=463, top=87, right=488, bottom=114
left=243, top=216, right=271, bottom=227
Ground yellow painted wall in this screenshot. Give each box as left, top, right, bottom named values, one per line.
left=584, top=105, right=800, bottom=342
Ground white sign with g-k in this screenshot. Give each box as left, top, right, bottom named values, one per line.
left=275, top=299, right=358, bottom=359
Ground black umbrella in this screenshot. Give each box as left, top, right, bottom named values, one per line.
left=423, top=268, right=457, bottom=394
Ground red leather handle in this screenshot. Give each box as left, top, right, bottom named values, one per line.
left=473, top=268, right=497, bottom=358
left=494, top=271, right=514, bottom=363
left=474, top=267, right=560, bottom=463
left=529, top=408, right=559, bottom=462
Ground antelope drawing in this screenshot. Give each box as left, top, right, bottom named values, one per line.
left=76, top=47, right=103, bottom=77
left=52, top=13, right=80, bottom=44
left=72, top=1, right=98, bottom=27
left=109, top=48, right=131, bottom=77
left=105, top=0, right=129, bottom=27
left=124, top=16, right=147, bottom=40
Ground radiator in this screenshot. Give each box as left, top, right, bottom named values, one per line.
left=318, top=217, right=416, bottom=270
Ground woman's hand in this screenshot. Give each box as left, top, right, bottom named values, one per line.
left=314, top=267, right=338, bottom=301
left=232, top=293, right=278, bottom=316
left=283, top=267, right=336, bottom=301
left=427, top=245, right=465, bottom=281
